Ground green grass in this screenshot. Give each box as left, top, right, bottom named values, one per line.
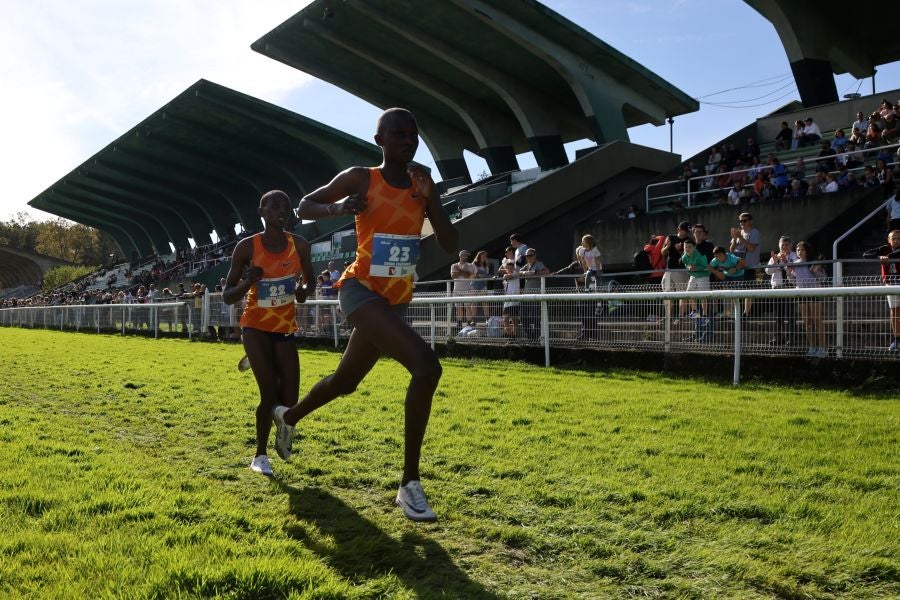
left=0, top=328, right=897, bottom=599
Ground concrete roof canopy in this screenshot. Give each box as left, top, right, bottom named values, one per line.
left=746, top=0, right=900, bottom=107
left=0, top=246, right=66, bottom=290
left=28, top=79, right=382, bottom=257
left=251, top=0, right=698, bottom=183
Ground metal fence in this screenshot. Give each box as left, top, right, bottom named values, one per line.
left=3, top=278, right=898, bottom=384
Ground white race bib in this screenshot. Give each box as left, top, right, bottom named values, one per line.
left=370, top=233, right=419, bottom=277
left=256, top=275, right=295, bottom=308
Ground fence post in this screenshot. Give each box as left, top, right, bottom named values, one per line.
left=331, top=305, right=338, bottom=347
left=187, top=304, right=192, bottom=341
left=540, top=277, right=550, bottom=367
left=430, top=304, right=436, bottom=350
left=122, top=306, right=126, bottom=335
left=835, top=260, right=844, bottom=359
left=202, top=292, right=210, bottom=335
left=445, top=281, right=452, bottom=336
left=732, top=298, right=742, bottom=386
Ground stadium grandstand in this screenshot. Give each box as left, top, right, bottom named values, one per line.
left=5, top=0, right=899, bottom=365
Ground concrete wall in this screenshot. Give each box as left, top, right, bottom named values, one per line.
left=589, top=187, right=881, bottom=267
left=757, top=87, right=900, bottom=140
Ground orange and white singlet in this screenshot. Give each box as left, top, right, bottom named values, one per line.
left=335, top=168, right=425, bottom=305
left=239, top=233, right=302, bottom=333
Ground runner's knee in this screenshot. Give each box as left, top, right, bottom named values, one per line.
left=409, top=352, right=442, bottom=385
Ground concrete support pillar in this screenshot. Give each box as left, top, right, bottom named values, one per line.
left=527, top=135, right=568, bottom=170
left=790, top=58, right=838, bottom=107
left=482, top=146, right=519, bottom=174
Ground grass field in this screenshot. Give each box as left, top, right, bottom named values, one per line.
left=0, top=328, right=897, bottom=599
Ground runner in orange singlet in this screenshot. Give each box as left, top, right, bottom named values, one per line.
left=223, top=190, right=313, bottom=476
left=272, top=108, right=458, bottom=521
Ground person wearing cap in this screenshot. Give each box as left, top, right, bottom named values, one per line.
left=661, top=221, right=692, bottom=323
left=450, top=249, right=477, bottom=328
left=518, top=247, right=550, bottom=340
left=729, top=212, right=762, bottom=316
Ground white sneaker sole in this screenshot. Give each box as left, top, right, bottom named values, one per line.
left=395, top=498, right=437, bottom=522
left=272, top=406, right=294, bottom=461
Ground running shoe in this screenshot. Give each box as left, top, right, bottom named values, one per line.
left=272, top=405, right=294, bottom=460
left=395, top=480, right=437, bottom=522
left=237, top=355, right=251, bottom=372
left=249, top=455, right=273, bottom=476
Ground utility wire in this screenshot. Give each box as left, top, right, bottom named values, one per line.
left=697, top=81, right=797, bottom=106
left=701, top=88, right=798, bottom=109
left=695, top=73, right=793, bottom=99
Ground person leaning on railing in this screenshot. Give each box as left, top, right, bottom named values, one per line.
left=863, top=229, right=900, bottom=352
left=518, top=248, right=550, bottom=341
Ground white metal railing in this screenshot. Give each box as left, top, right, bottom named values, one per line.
left=645, top=142, right=900, bottom=212
left=4, top=286, right=898, bottom=385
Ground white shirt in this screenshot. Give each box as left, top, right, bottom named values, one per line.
left=451, top=261, right=476, bottom=292
left=576, top=246, right=602, bottom=271
left=514, top=243, right=529, bottom=267
left=825, top=180, right=839, bottom=193
left=765, top=251, right=798, bottom=288
left=851, top=118, right=868, bottom=134
left=888, top=195, right=900, bottom=220
left=804, top=122, right=822, bottom=137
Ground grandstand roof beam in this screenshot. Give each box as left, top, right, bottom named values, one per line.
left=47, top=188, right=172, bottom=254
left=84, top=157, right=224, bottom=245
left=302, top=19, right=521, bottom=174
left=352, top=1, right=571, bottom=171
left=32, top=197, right=149, bottom=257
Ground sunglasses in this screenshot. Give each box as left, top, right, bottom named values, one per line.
left=525, top=253, right=536, bottom=257
left=739, top=219, right=750, bottom=223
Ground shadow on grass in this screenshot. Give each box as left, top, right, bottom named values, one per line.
left=274, top=481, right=499, bottom=599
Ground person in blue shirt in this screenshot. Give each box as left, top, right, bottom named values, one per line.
left=709, top=246, right=747, bottom=318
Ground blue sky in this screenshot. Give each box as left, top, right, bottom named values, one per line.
left=2, top=0, right=899, bottom=222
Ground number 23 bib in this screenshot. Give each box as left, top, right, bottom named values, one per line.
left=369, top=233, right=420, bottom=277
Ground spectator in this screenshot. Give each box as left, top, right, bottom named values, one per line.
left=831, top=129, right=848, bottom=152
left=791, top=119, right=805, bottom=149
left=518, top=247, right=550, bottom=340
left=680, top=238, right=710, bottom=322
left=886, top=190, right=900, bottom=232
left=882, top=112, right=900, bottom=144
left=727, top=184, right=742, bottom=206
left=812, top=171, right=828, bottom=195
left=824, top=173, right=839, bottom=193
left=499, top=246, right=521, bottom=336
left=849, top=126, right=866, bottom=147
left=878, top=99, right=895, bottom=118
left=327, top=260, right=341, bottom=283
left=774, top=121, right=793, bottom=151
left=770, top=157, right=789, bottom=193
left=875, top=159, right=895, bottom=195
left=705, top=146, right=722, bottom=174
left=729, top=212, right=762, bottom=316
left=800, top=117, right=822, bottom=147
left=470, top=250, right=491, bottom=322
left=863, top=165, right=880, bottom=189
left=730, top=160, right=747, bottom=187
left=708, top=245, right=746, bottom=318
left=785, top=177, right=807, bottom=199
left=764, top=236, right=798, bottom=346
left=661, top=221, right=692, bottom=323
left=693, top=224, right=715, bottom=262
left=851, top=111, right=868, bottom=139
left=816, top=141, right=836, bottom=173
left=724, top=143, right=740, bottom=169
left=787, top=241, right=828, bottom=358
left=743, top=137, right=760, bottom=162
left=576, top=234, right=603, bottom=291
left=450, top=249, right=477, bottom=328
left=509, top=233, right=528, bottom=267
left=862, top=229, right=900, bottom=351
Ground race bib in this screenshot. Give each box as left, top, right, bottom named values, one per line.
left=370, top=233, right=419, bottom=277
left=256, top=275, right=296, bottom=308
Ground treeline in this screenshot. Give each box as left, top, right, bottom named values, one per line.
left=0, top=212, right=120, bottom=266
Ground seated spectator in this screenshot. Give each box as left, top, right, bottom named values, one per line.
left=727, top=184, right=742, bottom=205
left=824, top=173, right=839, bottom=193
left=851, top=111, right=868, bottom=137
left=791, top=119, right=805, bottom=149
left=774, top=121, right=793, bottom=151
left=878, top=99, right=895, bottom=119
left=705, top=146, right=722, bottom=174
left=864, top=114, right=884, bottom=150
left=876, top=158, right=895, bottom=193
left=715, top=165, right=731, bottom=190
left=845, top=171, right=861, bottom=191
left=730, top=161, right=747, bottom=187
left=843, top=143, right=863, bottom=169
left=849, top=126, right=866, bottom=146
left=785, top=177, right=807, bottom=199
left=724, top=143, right=740, bottom=169
left=863, top=165, right=880, bottom=188
left=792, top=156, right=807, bottom=179
left=743, top=137, right=760, bottom=162
left=816, top=141, right=837, bottom=173
left=881, top=112, right=900, bottom=144
left=812, top=171, right=828, bottom=195
left=831, top=129, right=848, bottom=152
left=800, top=117, right=822, bottom=147
left=770, top=157, right=789, bottom=192
left=746, top=155, right=762, bottom=182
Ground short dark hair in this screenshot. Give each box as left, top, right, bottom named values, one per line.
left=713, top=245, right=727, bottom=255
left=260, top=189, right=290, bottom=207
left=376, top=107, right=415, bottom=134
left=509, top=233, right=522, bottom=242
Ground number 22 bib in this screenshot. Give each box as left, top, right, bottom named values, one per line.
left=255, top=275, right=296, bottom=308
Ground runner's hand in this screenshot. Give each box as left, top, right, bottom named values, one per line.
left=246, top=266, right=263, bottom=283
left=408, top=165, right=435, bottom=199
left=336, top=193, right=367, bottom=215
left=295, top=282, right=311, bottom=303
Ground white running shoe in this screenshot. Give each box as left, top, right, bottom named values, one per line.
left=272, top=405, right=294, bottom=460
left=237, top=355, right=251, bottom=372
left=395, top=480, right=437, bottom=522
left=249, top=455, right=273, bottom=476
